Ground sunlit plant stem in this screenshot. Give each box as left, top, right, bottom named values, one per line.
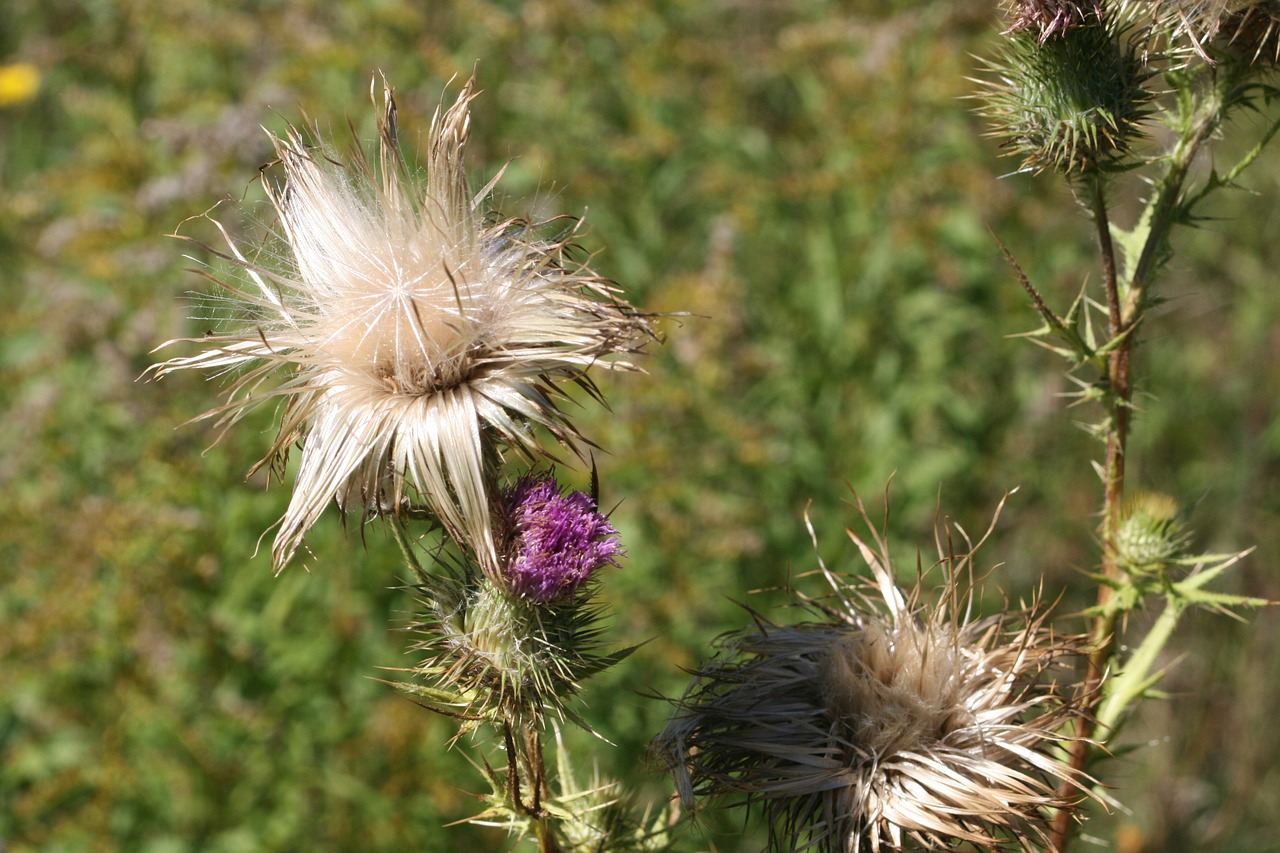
left=1050, top=55, right=1279, bottom=852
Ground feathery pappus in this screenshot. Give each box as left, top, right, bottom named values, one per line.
left=151, top=78, right=652, bottom=571
left=653, top=495, right=1098, bottom=853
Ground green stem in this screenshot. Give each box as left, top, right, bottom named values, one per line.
left=1125, top=68, right=1228, bottom=315
left=388, top=515, right=427, bottom=579
left=1096, top=595, right=1184, bottom=735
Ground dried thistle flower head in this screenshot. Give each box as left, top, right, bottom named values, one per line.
left=151, top=78, right=650, bottom=570
left=653, top=497, right=1094, bottom=853
left=1160, top=0, right=1280, bottom=62
left=1214, top=0, right=1280, bottom=63
left=1005, top=0, right=1104, bottom=41
left=978, top=9, right=1154, bottom=175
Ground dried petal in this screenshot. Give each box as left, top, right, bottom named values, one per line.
left=654, top=499, right=1096, bottom=852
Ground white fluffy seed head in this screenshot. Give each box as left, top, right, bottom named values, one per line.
left=153, top=78, right=651, bottom=570
left=654, top=498, right=1096, bottom=853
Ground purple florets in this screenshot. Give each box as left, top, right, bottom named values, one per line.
left=502, top=475, right=622, bottom=603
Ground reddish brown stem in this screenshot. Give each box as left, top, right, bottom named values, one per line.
left=1050, top=177, right=1130, bottom=852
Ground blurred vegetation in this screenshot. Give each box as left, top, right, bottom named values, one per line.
left=2, top=1, right=1278, bottom=851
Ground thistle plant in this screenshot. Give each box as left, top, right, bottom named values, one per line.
left=152, top=78, right=664, bottom=850
left=646, top=2, right=1276, bottom=851
left=975, top=1, right=1275, bottom=848
left=144, top=6, right=1280, bottom=849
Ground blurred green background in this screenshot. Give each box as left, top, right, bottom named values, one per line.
left=3, top=1, right=1279, bottom=850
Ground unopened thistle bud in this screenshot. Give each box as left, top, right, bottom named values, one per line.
left=978, top=9, right=1154, bottom=174
left=654, top=506, right=1094, bottom=853
left=1113, top=491, right=1189, bottom=574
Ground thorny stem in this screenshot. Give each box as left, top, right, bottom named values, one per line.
left=504, top=723, right=523, bottom=816
left=504, top=720, right=561, bottom=853
left=1091, top=173, right=1127, bottom=602
left=527, top=726, right=562, bottom=853
left=1050, top=71, right=1231, bottom=852
left=1126, top=81, right=1225, bottom=316
left=1049, top=173, right=1128, bottom=851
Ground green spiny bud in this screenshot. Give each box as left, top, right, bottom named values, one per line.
left=978, top=8, right=1155, bottom=174
left=1113, top=491, right=1190, bottom=574
left=400, top=553, right=629, bottom=730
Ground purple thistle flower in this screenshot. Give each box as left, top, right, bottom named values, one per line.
left=503, top=475, right=621, bottom=603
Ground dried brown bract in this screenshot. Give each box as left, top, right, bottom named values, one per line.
left=654, top=496, right=1097, bottom=852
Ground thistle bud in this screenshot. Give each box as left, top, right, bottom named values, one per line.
left=978, top=9, right=1154, bottom=174
left=1113, top=491, right=1189, bottom=574
left=400, top=475, right=626, bottom=726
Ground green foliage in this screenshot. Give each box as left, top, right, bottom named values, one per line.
left=2, top=0, right=1279, bottom=851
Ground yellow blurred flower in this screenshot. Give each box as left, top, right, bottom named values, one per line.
left=0, top=63, right=40, bottom=107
